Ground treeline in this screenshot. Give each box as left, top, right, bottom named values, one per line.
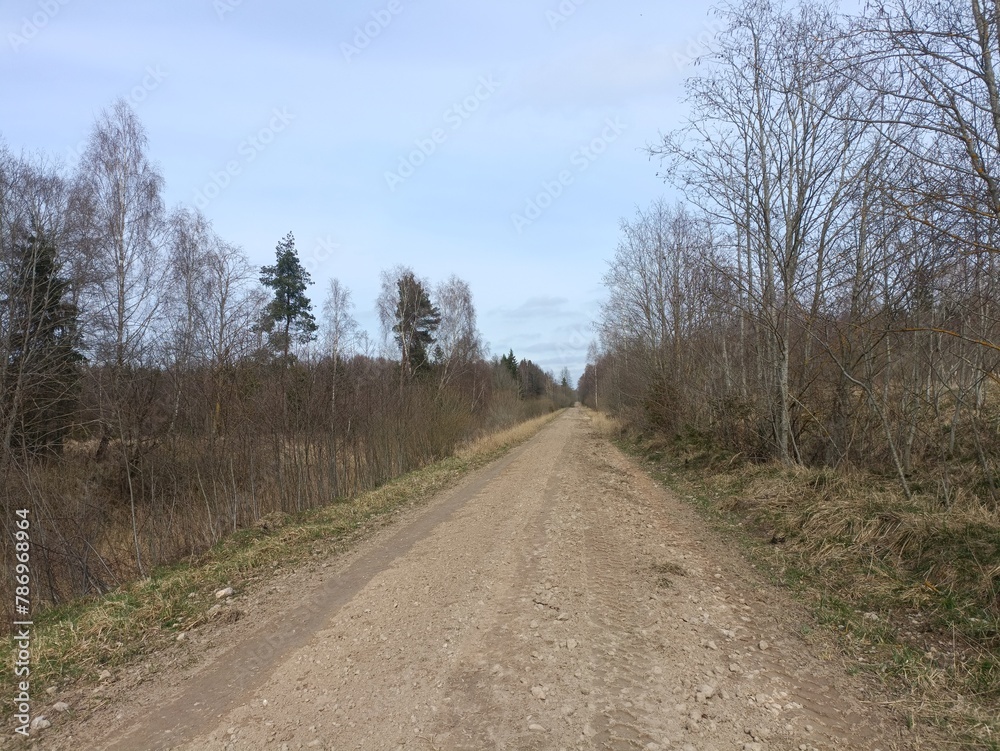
left=0, top=99, right=573, bottom=610
left=583, top=0, right=1000, bottom=503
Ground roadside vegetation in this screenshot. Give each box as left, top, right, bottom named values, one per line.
left=0, top=411, right=560, bottom=723
left=580, top=0, right=1000, bottom=746
left=590, top=415, right=1000, bottom=747
left=0, top=101, right=576, bottom=629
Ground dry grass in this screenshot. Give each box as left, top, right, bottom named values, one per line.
left=621, top=434, right=1000, bottom=749
left=0, top=410, right=563, bottom=721
left=454, top=412, right=559, bottom=461
left=587, top=410, right=626, bottom=439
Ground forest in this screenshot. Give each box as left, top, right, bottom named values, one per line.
left=0, top=101, right=574, bottom=614
left=578, top=4, right=1000, bottom=722
left=581, top=0, right=1000, bottom=502
left=577, top=4, right=1000, bottom=728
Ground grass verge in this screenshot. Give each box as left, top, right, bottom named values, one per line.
left=604, top=419, right=1000, bottom=751
left=1, top=411, right=561, bottom=725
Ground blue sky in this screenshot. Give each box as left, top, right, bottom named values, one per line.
left=1, top=0, right=720, bottom=382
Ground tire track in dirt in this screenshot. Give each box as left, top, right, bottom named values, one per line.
left=39, top=409, right=915, bottom=750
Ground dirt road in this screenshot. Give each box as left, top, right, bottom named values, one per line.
left=45, top=409, right=910, bottom=750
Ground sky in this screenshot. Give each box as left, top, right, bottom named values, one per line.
left=0, top=0, right=721, bottom=383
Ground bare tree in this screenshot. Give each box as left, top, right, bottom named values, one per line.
left=321, top=278, right=358, bottom=361
left=652, top=0, right=869, bottom=462
left=71, top=98, right=166, bottom=574
left=73, top=98, right=166, bottom=371
left=433, top=275, right=483, bottom=391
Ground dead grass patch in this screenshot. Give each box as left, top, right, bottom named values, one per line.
left=588, top=410, right=626, bottom=440
left=651, top=560, right=687, bottom=588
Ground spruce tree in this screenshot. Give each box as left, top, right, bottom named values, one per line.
left=500, top=349, right=519, bottom=382
left=1, top=232, right=83, bottom=456
left=392, top=272, right=440, bottom=376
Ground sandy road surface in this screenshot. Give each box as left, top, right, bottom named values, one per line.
left=42, top=409, right=910, bottom=750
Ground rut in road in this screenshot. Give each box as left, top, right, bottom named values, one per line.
left=56, top=409, right=911, bottom=750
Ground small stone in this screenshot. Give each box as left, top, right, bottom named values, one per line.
left=531, top=686, right=546, bottom=701
left=207, top=604, right=222, bottom=617
left=53, top=702, right=69, bottom=712
left=215, top=587, right=234, bottom=599
left=30, top=716, right=51, bottom=730
left=528, top=723, right=546, bottom=732
left=706, top=640, right=718, bottom=650
left=758, top=640, right=769, bottom=651
left=98, top=669, right=112, bottom=681
left=45, top=687, right=57, bottom=696
left=176, top=632, right=187, bottom=641
left=567, top=639, right=578, bottom=650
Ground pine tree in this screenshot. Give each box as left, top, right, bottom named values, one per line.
left=392, top=272, right=440, bottom=376
left=259, top=231, right=317, bottom=362
left=1, top=232, right=83, bottom=457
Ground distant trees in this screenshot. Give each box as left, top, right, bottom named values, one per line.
left=599, top=200, right=710, bottom=434
left=500, top=349, right=518, bottom=382
left=0, top=100, right=572, bottom=619
left=259, top=231, right=317, bottom=362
